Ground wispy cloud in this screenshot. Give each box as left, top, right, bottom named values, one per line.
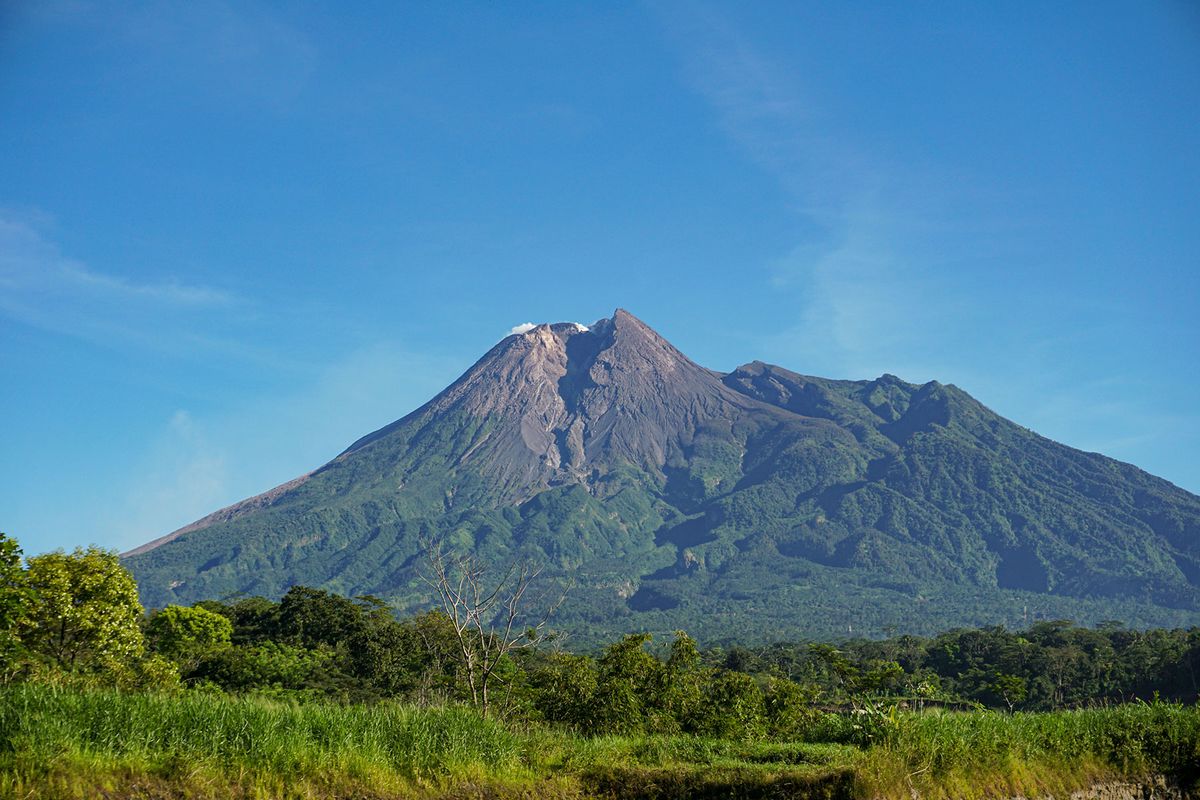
left=0, top=213, right=242, bottom=352
left=650, top=5, right=1200, bottom=497
left=57, top=264, right=233, bottom=306
left=653, top=5, right=1004, bottom=385
left=657, top=5, right=862, bottom=220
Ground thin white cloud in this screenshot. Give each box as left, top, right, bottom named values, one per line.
left=508, top=322, right=537, bottom=336
left=0, top=214, right=243, bottom=352
left=657, top=5, right=862, bottom=219
left=0, top=216, right=234, bottom=305
left=58, top=263, right=233, bottom=306
left=653, top=5, right=983, bottom=383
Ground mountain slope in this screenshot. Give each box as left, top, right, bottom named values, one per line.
left=124, top=311, right=1200, bottom=641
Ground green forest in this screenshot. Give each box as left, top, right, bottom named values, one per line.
left=2, top=532, right=1199, bottom=800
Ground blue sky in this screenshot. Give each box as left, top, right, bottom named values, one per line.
left=3, top=2, right=1198, bottom=556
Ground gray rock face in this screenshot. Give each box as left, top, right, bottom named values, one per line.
left=333, top=309, right=834, bottom=500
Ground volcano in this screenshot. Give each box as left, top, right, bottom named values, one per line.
left=125, top=310, right=1200, bottom=640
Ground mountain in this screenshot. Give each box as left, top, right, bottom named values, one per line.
left=124, top=310, right=1200, bottom=641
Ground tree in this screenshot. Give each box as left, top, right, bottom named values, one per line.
left=276, top=586, right=368, bottom=649
left=344, top=614, right=419, bottom=698
left=592, top=633, right=661, bottom=734
left=24, top=547, right=144, bottom=677
left=763, top=676, right=820, bottom=738
left=693, top=670, right=767, bottom=741
left=529, top=651, right=598, bottom=729
left=807, top=643, right=861, bottom=696
left=342, top=602, right=459, bottom=701
left=146, top=604, right=233, bottom=668
left=188, top=640, right=335, bottom=693
left=402, top=609, right=469, bottom=704
left=989, top=673, right=1028, bottom=712
left=0, top=532, right=31, bottom=680
left=421, top=539, right=568, bottom=717
left=661, top=631, right=703, bottom=731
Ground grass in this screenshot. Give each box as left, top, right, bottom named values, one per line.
left=859, top=704, right=1200, bottom=800
left=1, top=685, right=1197, bottom=800
left=0, top=684, right=537, bottom=799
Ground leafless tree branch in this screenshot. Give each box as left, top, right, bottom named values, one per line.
left=418, top=536, right=571, bottom=717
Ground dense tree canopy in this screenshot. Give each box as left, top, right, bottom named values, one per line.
left=24, top=547, right=145, bottom=677
left=145, top=604, right=233, bottom=663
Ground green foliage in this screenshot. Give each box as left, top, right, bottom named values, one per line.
left=276, top=585, right=367, bottom=649
left=591, top=633, right=663, bottom=735
left=11, top=527, right=1199, bottom=735
left=174, top=594, right=473, bottom=704
left=527, top=651, right=598, bottom=728
left=5, top=524, right=1200, bottom=800
left=763, top=677, right=821, bottom=739
left=989, top=673, right=1028, bottom=711
left=200, top=596, right=278, bottom=644
left=145, top=604, right=232, bottom=663
left=187, top=641, right=343, bottom=696
left=0, top=533, right=30, bottom=679
left=4, top=548, right=1200, bottom=797
left=23, top=547, right=144, bottom=679
left=708, top=620, right=1200, bottom=713
left=527, top=631, right=779, bottom=740
left=660, top=631, right=704, bottom=729
left=31, top=570, right=1197, bottom=722
left=690, top=671, right=766, bottom=741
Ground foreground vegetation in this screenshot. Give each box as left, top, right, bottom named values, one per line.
left=2, top=532, right=1199, bottom=798
left=3, top=684, right=1198, bottom=800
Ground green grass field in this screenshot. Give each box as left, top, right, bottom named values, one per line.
left=2, top=685, right=1197, bottom=800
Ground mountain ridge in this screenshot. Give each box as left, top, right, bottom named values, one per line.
left=124, top=310, right=1200, bottom=641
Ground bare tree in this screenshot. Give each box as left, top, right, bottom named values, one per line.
left=419, top=538, right=569, bottom=717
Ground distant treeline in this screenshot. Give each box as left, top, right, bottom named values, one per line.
left=708, top=622, right=1200, bottom=711
left=3, top=533, right=1198, bottom=741
left=171, top=591, right=1200, bottom=722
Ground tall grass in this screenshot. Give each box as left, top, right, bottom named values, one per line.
left=2, top=684, right=1197, bottom=800
left=0, top=683, right=533, bottom=798
left=859, top=704, right=1200, bottom=800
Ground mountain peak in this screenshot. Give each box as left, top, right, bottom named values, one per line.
left=449, top=310, right=740, bottom=477
left=489, top=309, right=698, bottom=391
left=591, top=308, right=695, bottom=378
left=610, top=306, right=649, bottom=329
left=607, top=307, right=672, bottom=342
left=339, top=309, right=767, bottom=491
